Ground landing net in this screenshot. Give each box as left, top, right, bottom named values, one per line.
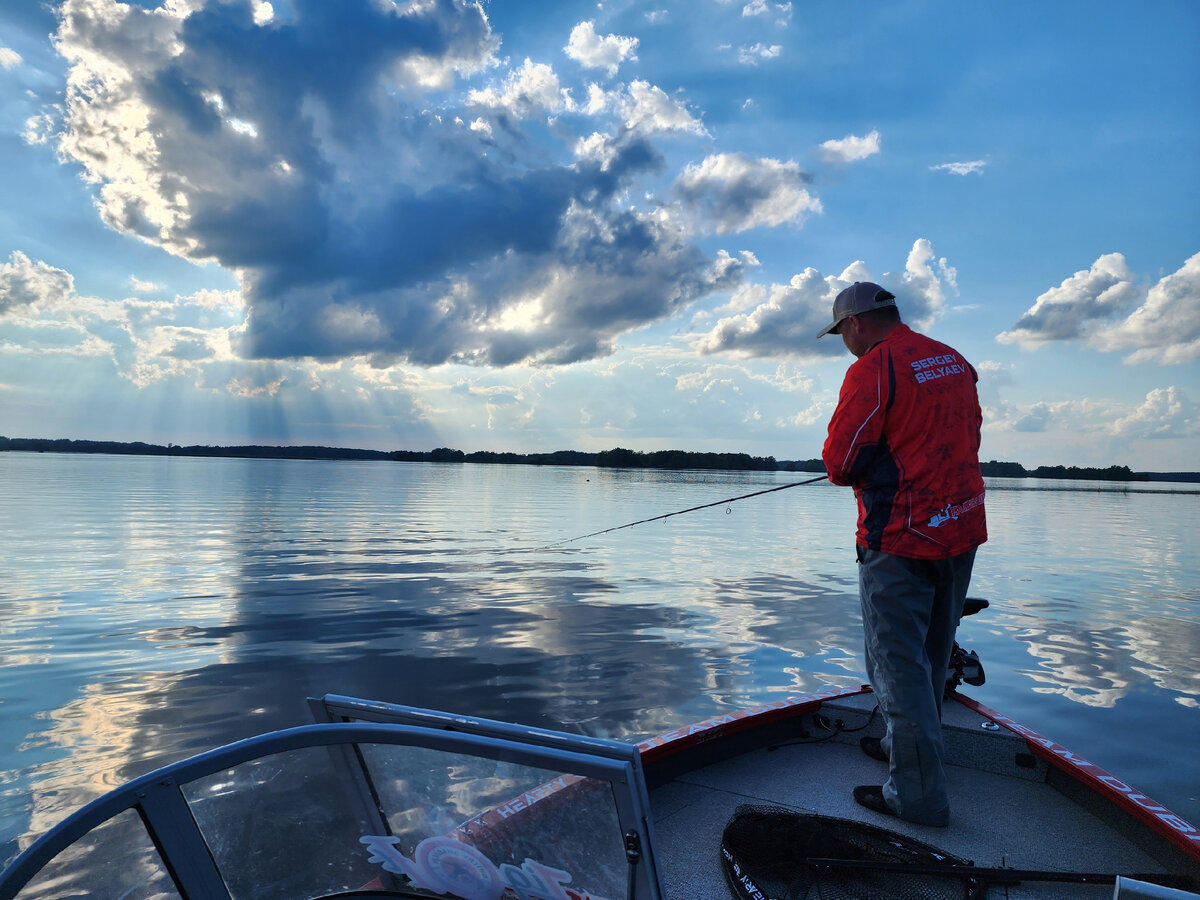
left=720, top=804, right=975, bottom=900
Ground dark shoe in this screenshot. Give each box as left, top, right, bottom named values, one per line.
left=853, top=785, right=895, bottom=817
left=859, top=736, right=888, bottom=763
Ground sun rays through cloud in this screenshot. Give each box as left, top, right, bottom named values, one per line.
left=0, top=0, right=1196, bottom=467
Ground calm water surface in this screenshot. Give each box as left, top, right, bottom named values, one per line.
left=2, top=452, right=1198, bottom=867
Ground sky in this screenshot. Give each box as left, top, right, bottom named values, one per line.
left=0, top=0, right=1197, bottom=469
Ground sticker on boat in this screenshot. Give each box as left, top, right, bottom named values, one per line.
left=361, top=833, right=615, bottom=900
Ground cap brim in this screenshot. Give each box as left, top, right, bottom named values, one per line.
left=816, top=320, right=841, bottom=338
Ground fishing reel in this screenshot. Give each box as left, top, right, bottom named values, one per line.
left=945, top=596, right=988, bottom=698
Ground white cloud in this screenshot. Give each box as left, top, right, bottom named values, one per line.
left=0, top=47, right=22, bottom=69
left=998, top=252, right=1141, bottom=347
left=645, top=10, right=670, bottom=24
left=574, top=93, right=702, bottom=157
left=130, top=276, right=162, bottom=293
left=565, top=21, right=638, bottom=77
left=897, top=238, right=947, bottom=330
left=754, top=362, right=813, bottom=394
left=226, top=117, right=258, bottom=138
left=742, top=1, right=793, bottom=25
left=182, top=288, right=245, bottom=314
left=983, top=396, right=1118, bottom=439
left=227, top=374, right=285, bottom=398
left=1014, top=402, right=1054, bottom=433
left=694, top=266, right=851, bottom=360
left=738, top=43, right=782, bottom=65
left=999, top=252, right=1200, bottom=364
left=938, top=258, right=959, bottom=293
left=0, top=252, right=75, bottom=313
left=515, top=350, right=827, bottom=450
left=618, top=80, right=707, bottom=135
left=931, top=160, right=987, bottom=175
left=251, top=1, right=273, bottom=26
left=0, top=248, right=255, bottom=388
left=672, top=153, right=821, bottom=235
left=987, top=387, right=1199, bottom=446
left=819, top=129, right=881, bottom=163
left=1110, top=387, right=1199, bottom=439
left=573, top=132, right=619, bottom=169
left=693, top=239, right=954, bottom=359
left=468, top=58, right=574, bottom=118
left=1092, top=252, right=1200, bottom=364
left=583, top=82, right=609, bottom=115
left=22, top=114, right=57, bottom=146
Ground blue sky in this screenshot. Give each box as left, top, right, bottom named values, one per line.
left=1, top=0, right=1197, bottom=468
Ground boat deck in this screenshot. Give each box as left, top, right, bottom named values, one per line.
left=649, top=692, right=1187, bottom=899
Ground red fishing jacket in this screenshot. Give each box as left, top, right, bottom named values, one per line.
left=822, top=324, right=987, bottom=559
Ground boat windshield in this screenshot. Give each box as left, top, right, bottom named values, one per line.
left=1, top=714, right=659, bottom=900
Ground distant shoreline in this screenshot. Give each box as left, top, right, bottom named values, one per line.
left=2, top=436, right=1198, bottom=484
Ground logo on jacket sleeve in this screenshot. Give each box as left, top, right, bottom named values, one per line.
left=927, top=492, right=985, bottom=528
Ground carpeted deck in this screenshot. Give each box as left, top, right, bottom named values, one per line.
left=649, top=693, right=1177, bottom=899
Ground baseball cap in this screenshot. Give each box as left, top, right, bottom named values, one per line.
left=817, top=282, right=897, bottom=338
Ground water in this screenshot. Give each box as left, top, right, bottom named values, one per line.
left=2, top=452, right=1198, bottom=869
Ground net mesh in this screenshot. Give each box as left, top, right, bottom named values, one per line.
left=720, top=804, right=975, bottom=900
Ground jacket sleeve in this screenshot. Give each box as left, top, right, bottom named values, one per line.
left=822, top=352, right=888, bottom=486
left=970, top=362, right=982, bottom=453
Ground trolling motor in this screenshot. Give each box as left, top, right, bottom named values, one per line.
left=945, top=596, right=988, bottom=698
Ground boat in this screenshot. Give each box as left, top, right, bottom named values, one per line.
left=2, top=631, right=1199, bottom=899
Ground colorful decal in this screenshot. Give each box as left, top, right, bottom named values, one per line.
left=361, top=834, right=614, bottom=900
left=360, top=685, right=871, bottom=900
left=927, top=492, right=984, bottom=528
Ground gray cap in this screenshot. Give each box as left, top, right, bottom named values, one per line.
left=816, top=281, right=897, bottom=337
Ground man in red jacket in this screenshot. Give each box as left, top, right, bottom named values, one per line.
left=819, top=281, right=986, bottom=826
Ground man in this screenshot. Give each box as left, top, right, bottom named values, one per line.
left=819, top=281, right=986, bottom=827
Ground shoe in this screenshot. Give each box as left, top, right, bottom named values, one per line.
left=859, top=736, right=888, bottom=763
left=853, top=785, right=895, bottom=817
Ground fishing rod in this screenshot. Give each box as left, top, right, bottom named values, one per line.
left=539, top=473, right=828, bottom=550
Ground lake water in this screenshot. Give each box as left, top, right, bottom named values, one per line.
left=2, top=452, right=1198, bottom=870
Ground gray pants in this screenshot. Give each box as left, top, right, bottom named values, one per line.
left=859, top=546, right=977, bottom=826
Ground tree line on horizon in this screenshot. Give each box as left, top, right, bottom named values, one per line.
left=1, top=435, right=1178, bottom=482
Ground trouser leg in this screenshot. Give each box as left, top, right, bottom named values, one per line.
left=927, top=547, right=977, bottom=720
left=859, top=547, right=976, bottom=826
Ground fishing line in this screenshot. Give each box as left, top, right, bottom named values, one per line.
left=538, top=473, right=828, bottom=550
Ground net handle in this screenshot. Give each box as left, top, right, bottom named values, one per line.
left=808, top=858, right=1196, bottom=892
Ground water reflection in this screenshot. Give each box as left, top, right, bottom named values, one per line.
left=22, top=671, right=186, bottom=840
left=1, top=456, right=1198, bottom=870
left=1013, top=625, right=1134, bottom=707
left=3, top=454, right=745, bottom=865
left=1124, top=616, right=1200, bottom=709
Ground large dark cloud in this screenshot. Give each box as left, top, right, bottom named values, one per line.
left=242, top=166, right=745, bottom=365
left=49, top=0, right=746, bottom=367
